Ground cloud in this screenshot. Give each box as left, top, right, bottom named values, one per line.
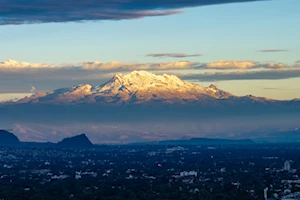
left=0, top=59, right=198, bottom=92
left=295, top=60, right=300, bottom=68
left=179, top=69, right=300, bottom=82
left=201, top=60, right=289, bottom=70
left=0, top=59, right=197, bottom=71
left=0, top=59, right=54, bottom=69
left=263, top=88, right=283, bottom=90
left=147, top=53, right=202, bottom=58
left=1, top=59, right=299, bottom=93
left=0, top=0, right=266, bottom=25
left=258, top=49, right=288, bottom=53
left=30, top=86, right=36, bottom=93
left=81, top=61, right=198, bottom=71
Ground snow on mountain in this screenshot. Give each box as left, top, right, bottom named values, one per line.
left=15, top=71, right=274, bottom=105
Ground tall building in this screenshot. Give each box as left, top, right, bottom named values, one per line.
left=284, top=161, right=291, bottom=171
left=264, top=187, right=268, bottom=200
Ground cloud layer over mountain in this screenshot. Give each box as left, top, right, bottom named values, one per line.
left=0, top=59, right=299, bottom=93
left=202, top=60, right=289, bottom=70
left=179, top=69, right=300, bottom=81
left=0, top=0, right=266, bottom=25
left=81, top=61, right=197, bottom=71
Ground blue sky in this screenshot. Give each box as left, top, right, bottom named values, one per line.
left=1, top=0, right=299, bottom=64
left=0, top=0, right=299, bottom=100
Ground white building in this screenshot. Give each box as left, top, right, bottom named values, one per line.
left=264, top=187, right=268, bottom=200
left=284, top=161, right=291, bottom=171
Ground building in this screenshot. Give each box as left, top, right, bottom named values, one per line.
left=284, top=161, right=291, bottom=171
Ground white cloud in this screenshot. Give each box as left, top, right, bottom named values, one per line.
left=203, top=60, right=289, bottom=70
left=205, top=60, right=256, bottom=69
left=0, top=59, right=299, bottom=92
left=30, top=86, right=36, bottom=93
left=0, top=59, right=54, bottom=69
left=82, top=61, right=198, bottom=71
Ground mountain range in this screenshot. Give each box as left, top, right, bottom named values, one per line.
left=0, top=129, right=259, bottom=147
left=0, top=130, right=94, bottom=148
left=0, top=71, right=299, bottom=143
left=15, top=71, right=279, bottom=105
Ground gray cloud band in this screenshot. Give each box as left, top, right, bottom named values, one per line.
left=179, top=69, right=300, bottom=82
left=0, top=59, right=299, bottom=92
left=257, top=50, right=288, bottom=53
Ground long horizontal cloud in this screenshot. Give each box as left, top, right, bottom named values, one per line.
left=1, top=59, right=300, bottom=93
left=147, top=53, right=202, bottom=58
left=1, top=59, right=292, bottom=71
left=0, top=0, right=266, bottom=25
left=0, top=59, right=198, bottom=92
left=0, top=59, right=198, bottom=71
left=0, top=59, right=54, bottom=69
left=82, top=61, right=198, bottom=71
left=201, top=60, right=289, bottom=70
left=179, top=69, right=300, bottom=82
left=258, top=49, right=288, bottom=53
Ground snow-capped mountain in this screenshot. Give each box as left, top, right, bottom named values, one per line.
left=16, top=70, right=268, bottom=105
left=1, top=71, right=299, bottom=144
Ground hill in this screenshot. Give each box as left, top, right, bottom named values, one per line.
left=0, top=130, right=20, bottom=146
left=57, top=134, right=93, bottom=148
left=158, top=138, right=255, bottom=145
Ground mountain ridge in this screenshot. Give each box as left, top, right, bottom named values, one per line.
left=13, top=71, right=284, bottom=106
left=0, top=130, right=20, bottom=146
left=57, top=134, right=93, bottom=148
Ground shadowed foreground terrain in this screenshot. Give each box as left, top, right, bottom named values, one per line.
left=1, top=144, right=300, bottom=200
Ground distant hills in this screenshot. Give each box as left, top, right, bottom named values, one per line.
left=158, top=138, right=255, bottom=145
left=0, top=131, right=93, bottom=148
left=0, top=130, right=257, bottom=147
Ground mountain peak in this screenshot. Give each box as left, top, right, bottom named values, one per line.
left=112, top=72, right=124, bottom=81
left=128, top=70, right=152, bottom=76
left=14, top=70, right=249, bottom=105
left=209, top=84, right=218, bottom=90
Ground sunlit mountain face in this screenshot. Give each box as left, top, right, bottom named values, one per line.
left=1, top=71, right=299, bottom=144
